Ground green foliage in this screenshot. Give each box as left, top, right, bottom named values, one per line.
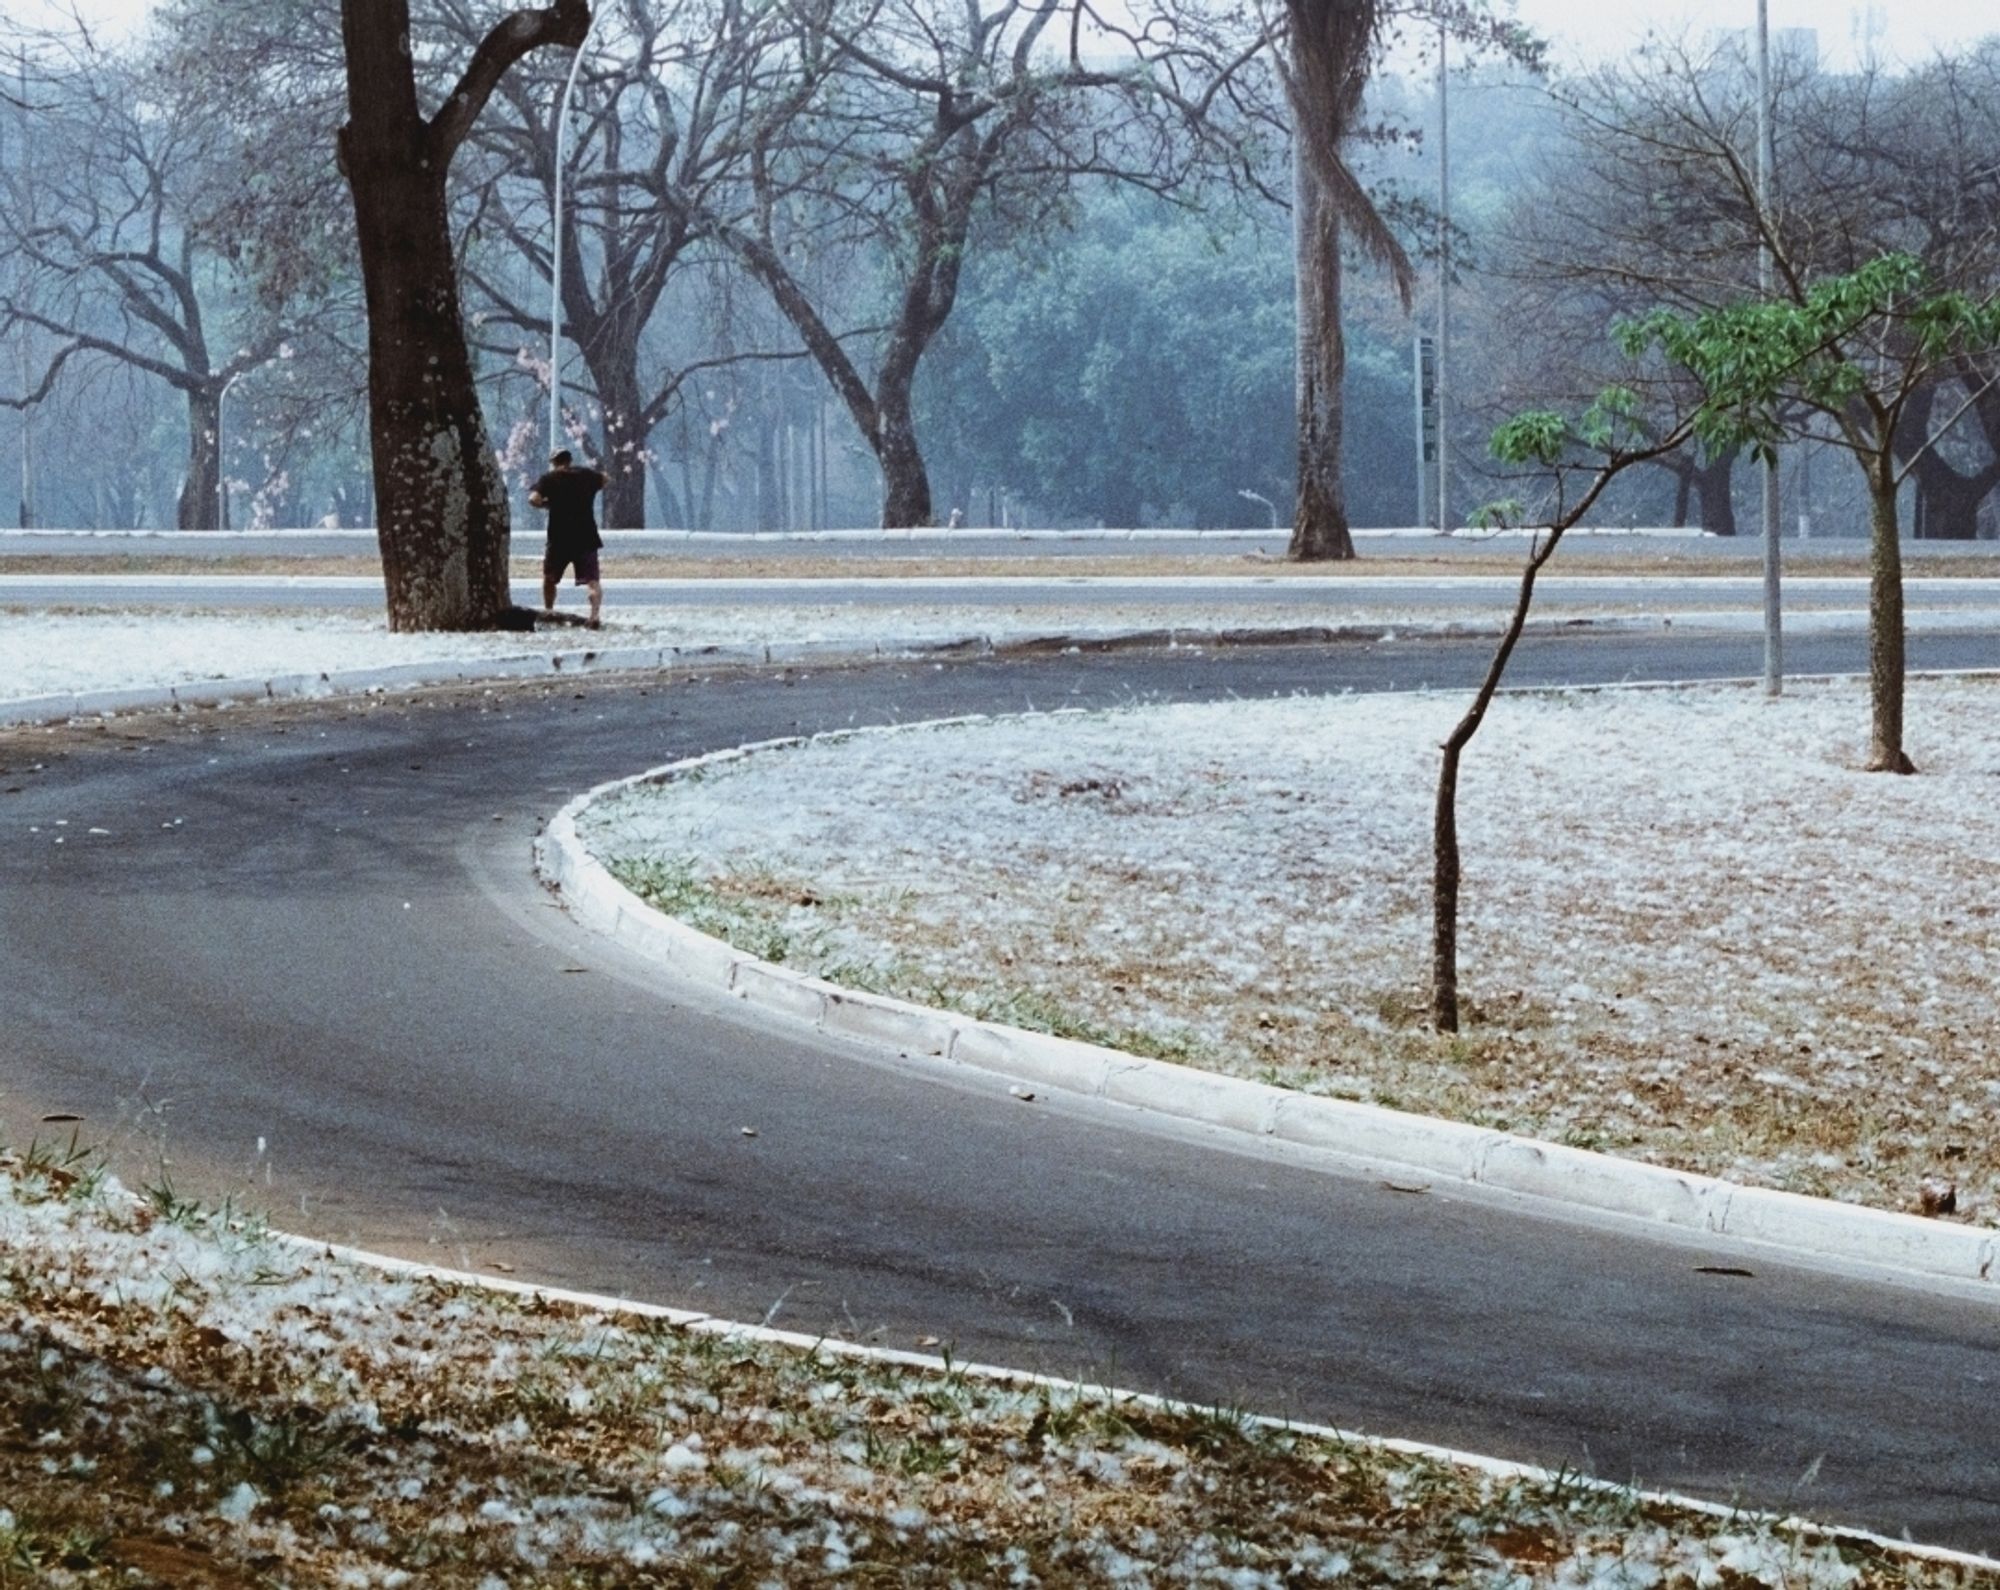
left=1487, top=255, right=2000, bottom=486
left=915, top=192, right=1422, bottom=526
left=1488, top=411, right=1569, bottom=467
left=1614, top=254, right=2000, bottom=463
left=1470, top=498, right=1525, bottom=529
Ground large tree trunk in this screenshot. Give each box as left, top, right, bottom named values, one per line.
left=1909, top=455, right=1995, bottom=541
left=178, top=384, right=221, bottom=531
left=337, top=0, right=586, bottom=631
left=1866, top=469, right=1912, bottom=773
left=344, top=151, right=512, bottom=629
left=877, top=392, right=934, bottom=528
left=1693, top=452, right=1736, bottom=536
left=1289, top=151, right=1355, bottom=561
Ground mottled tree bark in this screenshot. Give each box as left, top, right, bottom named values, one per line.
left=338, top=0, right=588, bottom=631
left=178, top=385, right=221, bottom=531
left=1692, top=453, right=1737, bottom=536
left=1866, top=471, right=1913, bottom=773
left=1289, top=152, right=1354, bottom=561
left=592, top=355, right=649, bottom=530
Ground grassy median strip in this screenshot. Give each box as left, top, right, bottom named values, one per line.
left=582, top=678, right=2000, bottom=1226
left=2, top=1139, right=1989, bottom=1587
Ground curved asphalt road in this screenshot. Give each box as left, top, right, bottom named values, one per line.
left=5, top=628, right=1999, bottom=1552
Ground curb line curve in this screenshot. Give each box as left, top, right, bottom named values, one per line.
left=537, top=701, right=1999, bottom=1300
left=262, top=1229, right=2000, bottom=1574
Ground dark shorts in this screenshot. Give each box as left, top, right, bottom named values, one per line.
left=544, top=545, right=601, bottom=586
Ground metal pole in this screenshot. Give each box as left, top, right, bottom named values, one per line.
left=1436, top=25, right=1450, bottom=535
left=16, top=48, right=32, bottom=529
left=549, top=9, right=604, bottom=455
left=16, top=335, right=29, bottom=530
left=1757, top=0, right=1782, bottom=694
left=1412, top=330, right=1428, bottom=528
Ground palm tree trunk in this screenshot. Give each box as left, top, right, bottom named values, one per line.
left=1289, top=148, right=1354, bottom=561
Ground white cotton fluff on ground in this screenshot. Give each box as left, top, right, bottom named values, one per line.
left=1, top=604, right=1527, bottom=705
left=582, top=676, right=2000, bottom=1219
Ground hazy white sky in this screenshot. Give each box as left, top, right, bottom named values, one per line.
left=19, top=0, right=1997, bottom=70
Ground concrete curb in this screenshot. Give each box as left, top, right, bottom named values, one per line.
left=538, top=700, right=2000, bottom=1299
left=262, top=1228, right=2000, bottom=1575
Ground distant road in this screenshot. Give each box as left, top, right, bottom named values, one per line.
left=7, top=570, right=2000, bottom=618
left=7, top=526, right=2000, bottom=565
left=9, top=630, right=2000, bottom=1554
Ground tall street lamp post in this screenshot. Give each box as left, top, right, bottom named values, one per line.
left=1436, top=24, right=1450, bottom=535
left=1757, top=0, right=1783, bottom=695
left=549, top=8, right=605, bottom=456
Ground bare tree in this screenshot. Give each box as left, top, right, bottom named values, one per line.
left=456, top=0, right=805, bottom=528
left=333, top=0, right=590, bottom=631
left=0, top=37, right=293, bottom=528
left=709, top=0, right=1261, bottom=529
left=1544, top=41, right=2000, bottom=768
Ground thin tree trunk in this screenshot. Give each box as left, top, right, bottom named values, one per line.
left=1669, top=465, right=1691, bottom=530
left=1866, top=469, right=1913, bottom=773
left=1694, top=453, right=1737, bottom=536
left=875, top=357, right=934, bottom=529
left=1432, top=736, right=1465, bottom=1032
left=178, top=384, right=221, bottom=531
left=1432, top=543, right=1552, bottom=1032
left=1289, top=149, right=1355, bottom=561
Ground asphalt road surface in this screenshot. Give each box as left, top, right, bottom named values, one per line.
left=6, top=628, right=1999, bottom=1551
left=9, top=571, right=2000, bottom=618
left=6, top=526, right=2000, bottom=564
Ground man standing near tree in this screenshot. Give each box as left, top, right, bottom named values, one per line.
left=530, top=449, right=608, bottom=627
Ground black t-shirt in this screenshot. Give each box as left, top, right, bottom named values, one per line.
left=533, top=466, right=606, bottom=549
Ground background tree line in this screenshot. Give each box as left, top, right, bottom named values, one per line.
left=3, top=3, right=1998, bottom=548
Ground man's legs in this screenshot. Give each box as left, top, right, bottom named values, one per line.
left=542, top=575, right=558, bottom=612
left=574, top=548, right=603, bottom=627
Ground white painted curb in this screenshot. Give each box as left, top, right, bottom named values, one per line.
left=269, top=1227, right=2000, bottom=1575
left=538, top=700, right=2000, bottom=1298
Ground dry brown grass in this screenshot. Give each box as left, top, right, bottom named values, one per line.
left=3, top=1151, right=1987, bottom=1587
left=595, top=679, right=2000, bottom=1228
